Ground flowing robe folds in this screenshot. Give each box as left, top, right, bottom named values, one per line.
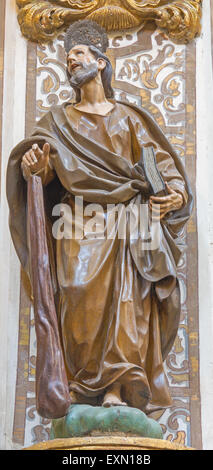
left=7, top=101, right=193, bottom=411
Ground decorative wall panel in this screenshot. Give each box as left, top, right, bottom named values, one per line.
left=12, top=23, right=201, bottom=449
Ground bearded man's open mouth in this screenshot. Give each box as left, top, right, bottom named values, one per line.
left=71, top=63, right=82, bottom=73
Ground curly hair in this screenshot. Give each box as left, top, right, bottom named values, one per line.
left=64, top=19, right=109, bottom=54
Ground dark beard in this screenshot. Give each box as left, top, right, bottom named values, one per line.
left=69, top=62, right=98, bottom=89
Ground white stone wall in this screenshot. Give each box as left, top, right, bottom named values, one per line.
left=0, top=0, right=27, bottom=450
left=0, top=0, right=213, bottom=450
left=196, top=0, right=213, bottom=451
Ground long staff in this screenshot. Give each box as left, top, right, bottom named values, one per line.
left=27, top=175, right=71, bottom=419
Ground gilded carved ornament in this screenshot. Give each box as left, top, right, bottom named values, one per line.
left=16, top=0, right=202, bottom=43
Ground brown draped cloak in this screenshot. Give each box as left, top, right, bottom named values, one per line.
left=6, top=100, right=193, bottom=411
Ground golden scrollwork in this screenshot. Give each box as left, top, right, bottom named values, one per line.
left=16, top=0, right=202, bottom=43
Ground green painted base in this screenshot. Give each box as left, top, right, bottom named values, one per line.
left=50, top=405, right=163, bottom=440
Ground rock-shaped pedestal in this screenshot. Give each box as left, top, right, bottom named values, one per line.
left=50, top=404, right=163, bottom=440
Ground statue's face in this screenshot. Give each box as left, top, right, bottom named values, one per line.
left=66, top=44, right=106, bottom=89
left=67, top=44, right=97, bottom=76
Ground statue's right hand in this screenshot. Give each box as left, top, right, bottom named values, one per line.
left=21, top=143, right=50, bottom=181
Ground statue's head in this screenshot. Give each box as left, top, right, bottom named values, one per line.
left=64, top=20, right=114, bottom=103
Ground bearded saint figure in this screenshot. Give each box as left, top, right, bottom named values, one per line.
left=7, top=20, right=193, bottom=419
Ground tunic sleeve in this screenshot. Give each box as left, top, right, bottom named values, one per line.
left=155, top=150, right=188, bottom=206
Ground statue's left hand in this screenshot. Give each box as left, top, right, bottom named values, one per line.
left=149, top=182, right=183, bottom=220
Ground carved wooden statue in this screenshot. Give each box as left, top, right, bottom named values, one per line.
left=6, top=20, right=193, bottom=425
